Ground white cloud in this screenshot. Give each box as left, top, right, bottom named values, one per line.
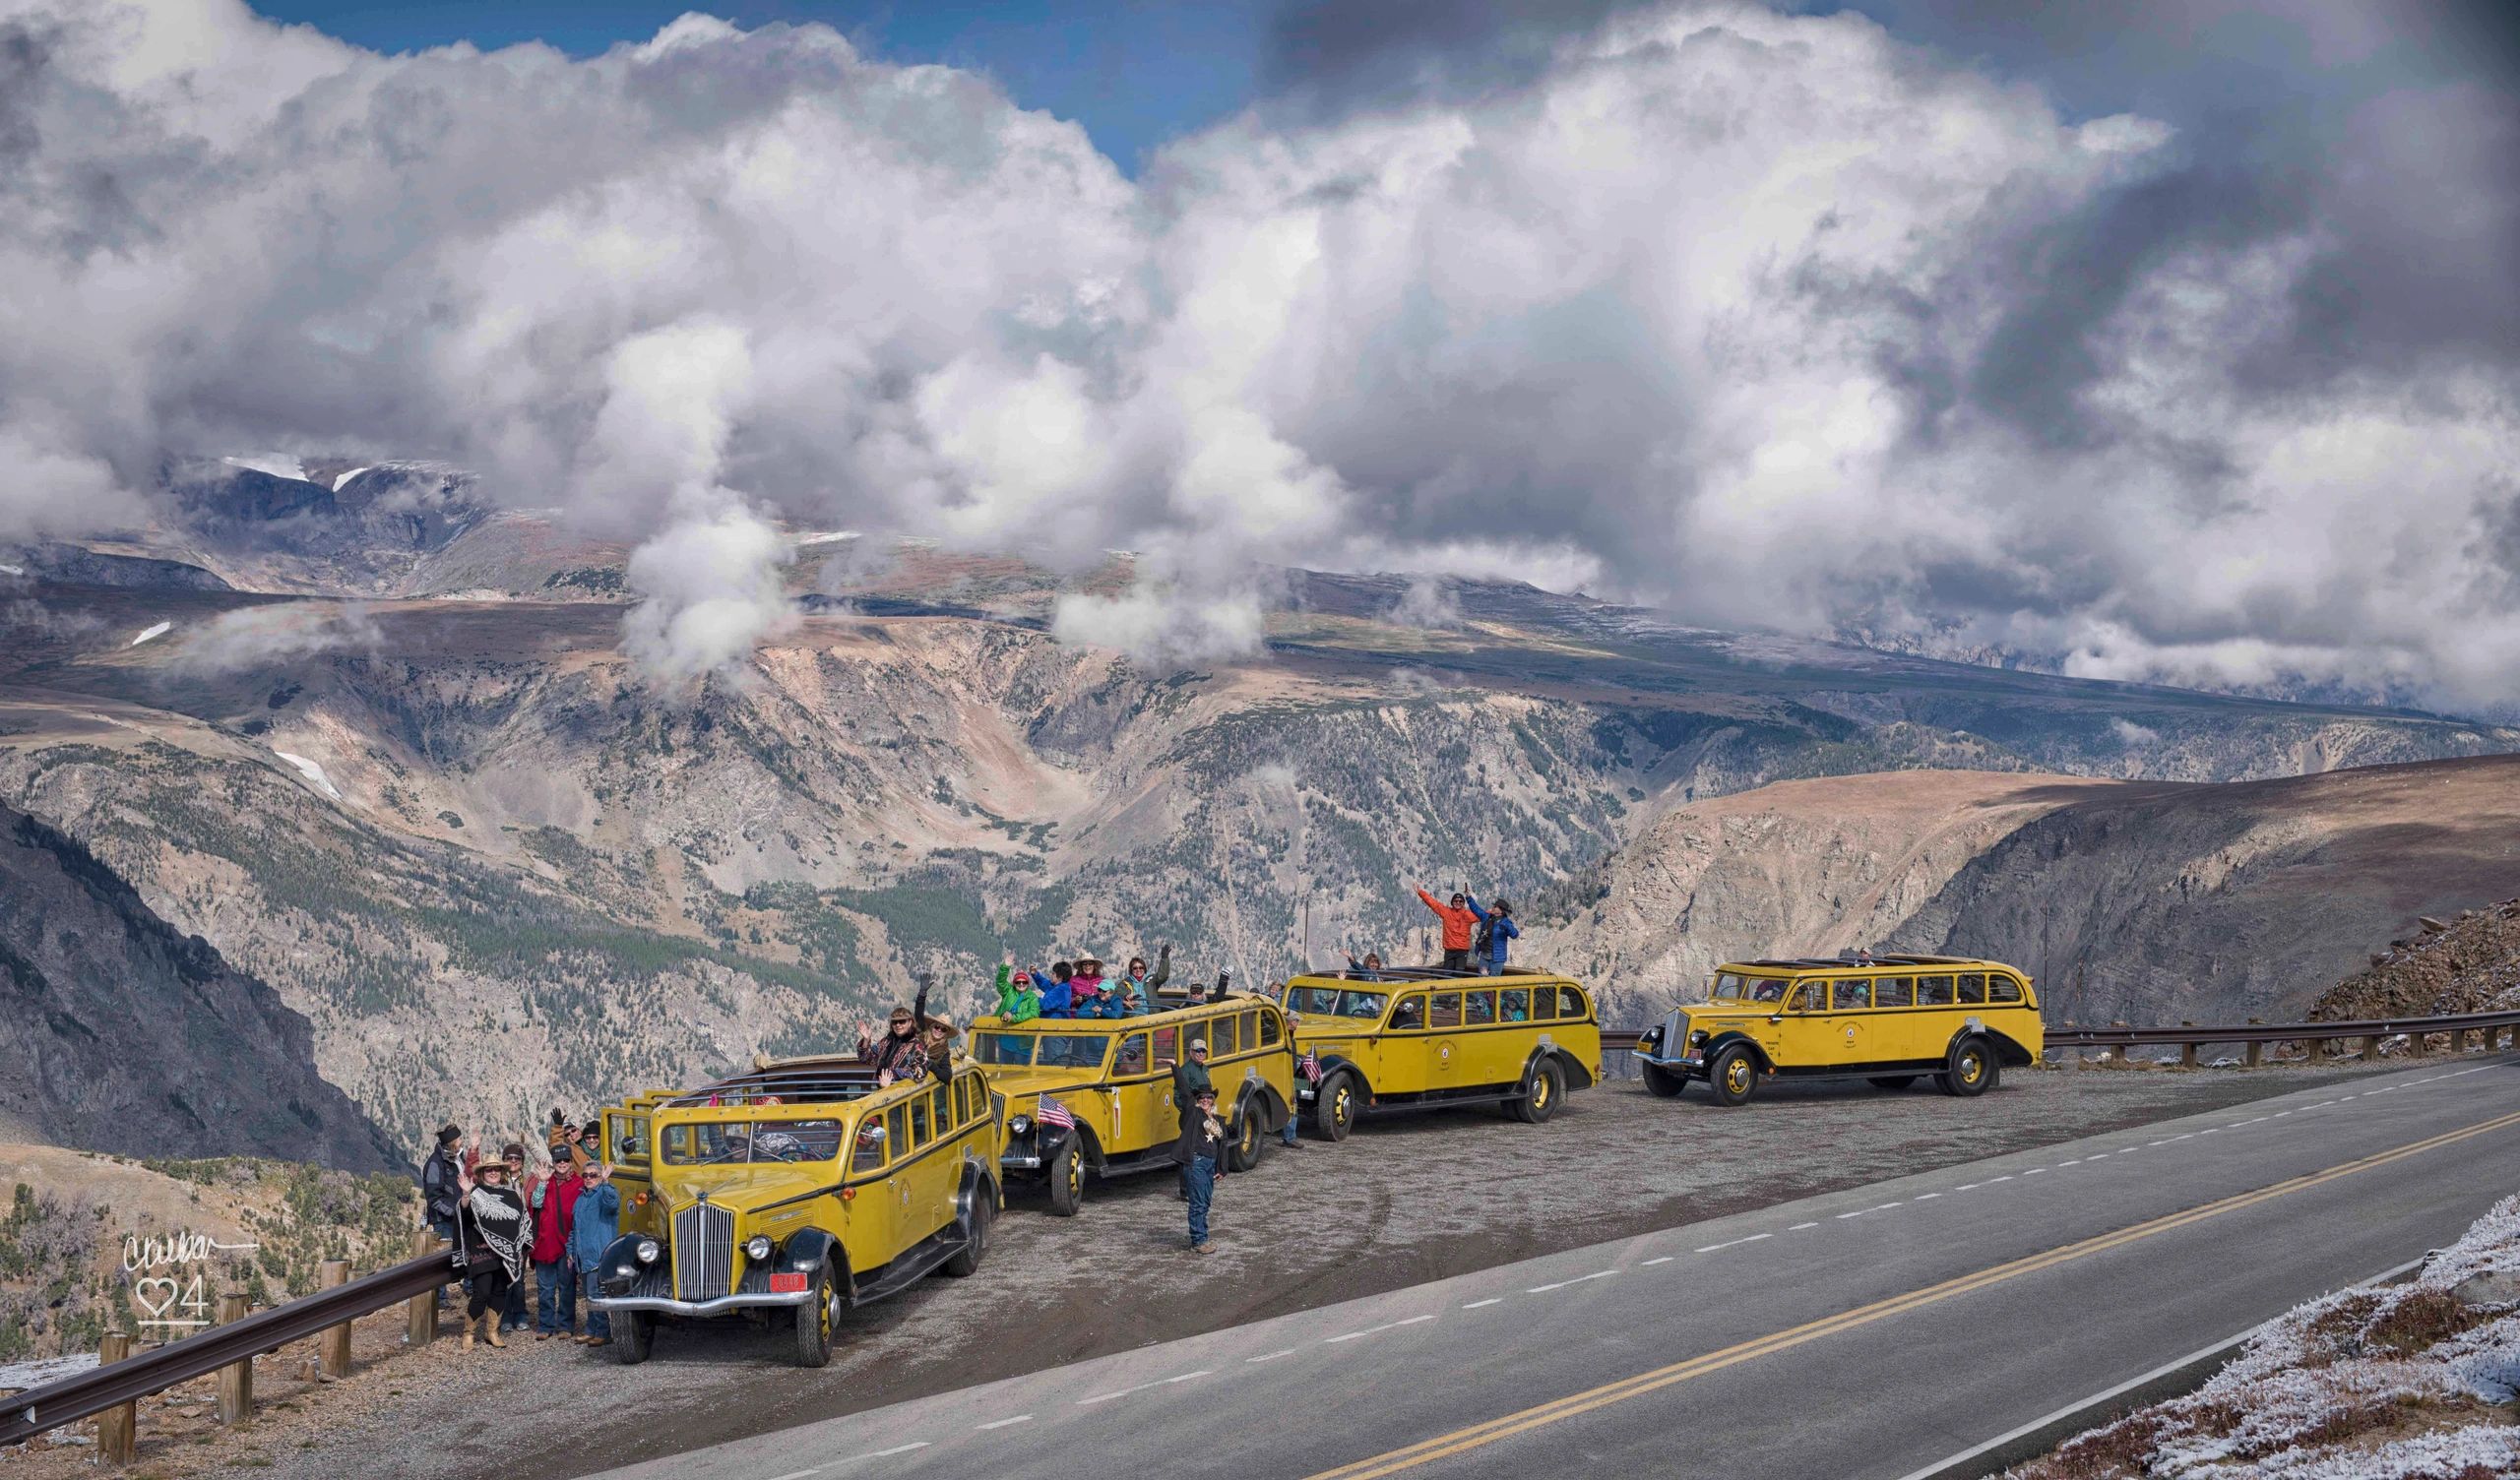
left=1389, top=575, right=1463, bottom=630
left=0, top=0, right=2513, bottom=705
left=169, top=601, right=379, bottom=672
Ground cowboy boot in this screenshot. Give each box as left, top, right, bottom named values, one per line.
left=483, top=1311, right=506, bottom=1348
left=462, top=1314, right=475, bottom=1351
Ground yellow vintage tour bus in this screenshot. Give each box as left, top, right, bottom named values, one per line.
left=1636, top=955, right=2043, bottom=1105
left=970, top=992, right=1296, bottom=1214
left=1279, top=967, right=1604, bottom=1138
left=587, top=1053, right=998, bottom=1367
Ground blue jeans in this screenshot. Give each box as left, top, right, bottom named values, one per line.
left=535, top=1261, right=574, bottom=1333
left=580, top=1267, right=610, bottom=1340
left=1280, top=1113, right=1300, bottom=1145
left=1181, top=1155, right=1216, bottom=1247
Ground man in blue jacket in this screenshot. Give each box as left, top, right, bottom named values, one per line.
left=1466, top=894, right=1521, bottom=970
left=570, top=1164, right=620, bottom=1347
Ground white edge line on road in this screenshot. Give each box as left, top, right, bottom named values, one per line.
left=857, top=1444, right=929, bottom=1459
left=1953, top=1184, right=1981, bottom=1192
left=1643, top=1256, right=1674, bottom=1265
left=1247, top=1348, right=1298, bottom=1363
left=2024, top=1169, right=2046, bottom=1176
left=1528, top=1270, right=1621, bottom=1292
left=1078, top=1372, right=1211, bottom=1404
left=1989, top=1175, right=2015, bottom=1183
left=1835, top=1209, right=1869, bottom=1220
left=1460, top=1299, right=1502, bottom=1310
left=2057, top=1160, right=2080, bottom=1167
left=975, top=1415, right=1032, bottom=1431
left=1884, top=1253, right=2431, bottom=1480
left=1790, top=1221, right=1821, bottom=1230
left=1329, top=1317, right=1437, bottom=1342
left=1915, top=1193, right=1941, bottom=1200
left=1694, top=1235, right=1775, bottom=1253
left=764, top=1469, right=822, bottom=1480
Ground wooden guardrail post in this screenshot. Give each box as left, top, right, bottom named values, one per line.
left=215, top=1293, right=252, bottom=1425
left=2179, top=1023, right=2198, bottom=1069
left=2243, top=1019, right=2262, bottom=1069
left=318, top=1261, right=352, bottom=1379
left=407, top=1231, right=441, bottom=1346
left=2306, top=1034, right=2325, bottom=1064
left=2361, top=1033, right=2379, bottom=1061
left=95, top=1329, right=135, bottom=1462
left=2409, top=1028, right=2429, bottom=1057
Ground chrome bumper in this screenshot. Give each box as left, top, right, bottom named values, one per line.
left=1638, top=1052, right=1703, bottom=1072
left=588, top=1289, right=814, bottom=1317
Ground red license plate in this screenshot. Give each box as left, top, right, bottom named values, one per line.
left=768, top=1272, right=807, bottom=1293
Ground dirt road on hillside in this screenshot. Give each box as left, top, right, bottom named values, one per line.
left=26, top=1062, right=2402, bottom=1480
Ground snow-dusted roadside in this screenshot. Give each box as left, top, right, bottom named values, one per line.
left=2009, top=1196, right=2520, bottom=1480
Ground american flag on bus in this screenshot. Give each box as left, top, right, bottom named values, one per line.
left=1297, top=1049, right=1322, bottom=1084
left=1035, top=1096, right=1076, bottom=1131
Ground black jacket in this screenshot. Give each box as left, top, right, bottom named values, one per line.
left=419, top=1146, right=462, bottom=1225
left=1172, top=1109, right=1228, bottom=1173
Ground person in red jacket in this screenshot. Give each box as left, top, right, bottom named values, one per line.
left=529, top=1156, right=584, bottom=1338
left=1417, top=886, right=1480, bottom=971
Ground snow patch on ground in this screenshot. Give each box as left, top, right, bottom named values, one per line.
left=272, top=751, right=343, bottom=800
left=0, top=562, right=23, bottom=577
left=2009, top=1193, right=2520, bottom=1479
left=220, top=453, right=307, bottom=482
left=332, top=465, right=372, bottom=492
left=129, top=620, right=171, bottom=647
left=790, top=530, right=859, bottom=547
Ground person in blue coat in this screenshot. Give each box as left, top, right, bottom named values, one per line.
left=1032, top=961, right=1076, bottom=1018
left=1466, top=894, right=1521, bottom=970
left=569, top=1165, right=620, bottom=1347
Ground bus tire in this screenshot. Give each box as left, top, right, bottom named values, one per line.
left=1939, top=1039, right=1996, bottom=1098
left=1228, top=1101, right=1268, bottom=1171
left=1314, top=1073, right=1357, bottom=1141
left=1046, top=1139, right=1085, bottom=1216
left=1708, top=1044, right=1760, bottom=1106
left=612, top=1310, right=654, bottom=1365
left=1512, top=1060, right=1564, bottom=1124
left=944, top=1190, right=989, bottom=1277
left=1642, top=1062, right=1687, bottom=1099
left=790, top=1265, right=833, bottom=1368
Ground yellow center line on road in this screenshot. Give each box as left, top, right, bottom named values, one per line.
left=1305, top=1106, right=2520, bottom=1480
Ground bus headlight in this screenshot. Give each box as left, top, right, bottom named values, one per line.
left=1007, top=1114, right=1032, bottom=1137
left=745, top=1235, right=773, bottom=1262
left=635, top=1239, right=661, bottom=1264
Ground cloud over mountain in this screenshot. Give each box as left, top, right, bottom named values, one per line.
left=1, top=0, right=2514, bottom=707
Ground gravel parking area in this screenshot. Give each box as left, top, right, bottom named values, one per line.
left=18, top=1060, right=2408, bottom=1480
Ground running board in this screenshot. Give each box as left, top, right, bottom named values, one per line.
left=848, top=1226, right=970, bottom=1307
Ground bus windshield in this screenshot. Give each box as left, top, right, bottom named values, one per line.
left=659, top=1119, right=845, bottom=1165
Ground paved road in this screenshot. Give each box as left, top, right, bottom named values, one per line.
left=598, top=1056, right=2520, bottom=1480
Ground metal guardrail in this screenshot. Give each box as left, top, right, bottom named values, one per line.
left=2047, top=1007, right=2520, bottom=1050
left=0, top=1251, right=456, bottom=1448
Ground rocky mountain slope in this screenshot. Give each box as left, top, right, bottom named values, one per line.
left=4, top=499, right=2517, bottom=1149
left=1531, top=758, right=2520, bottom=1027
left=2311, top=897, right=2520, bottom=1021
left=0, top=801, right=399, bottom=1170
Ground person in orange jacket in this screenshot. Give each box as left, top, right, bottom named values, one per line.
left=1417, top=885, right=1480, bottom=971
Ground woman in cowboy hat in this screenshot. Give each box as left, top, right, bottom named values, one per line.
left=456, top=1152, right=532, bottom=1350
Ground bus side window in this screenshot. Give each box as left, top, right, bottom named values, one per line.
left=1792, top=982, right=1827, bottom=1013
left=1557, top=986, right=1587, bottom=1019
left=910, top=1095, right=932, bottom=1147
left=929, top=1084, right=950, bottom=1132
left=1431, top=993, right=1462, bottom=1027
left=1958, top=972, right=1987, bottom=1005
left=1152, top=1025, right=1178, bottom=1067
left=1917, top=975, right=1955, bottom=1007
left=1990, top=974, right=2025, bottom=1004
left=1390, top=994, right=1426, bottom=1030
left=1526, top=986, right=1556, bottom=1022
left=1833, top=978, right=1873, bottom=1011
left=1240, top=1011, right=1259, bottom=1050
left=952, top=1077, right=970, bottom=1125
left=853, top=1118, right=888, bottom=1173
left=1116, top=1032, right=1150, bottom=1075
left=1500, top=987, right=1530, bottom=1021
left=1211, top=1015, right=1239, bottom=1056
left=1875, top=976, right=1914, bottom=1009
left=1259, top=1012, right=1281, bottom=1048
left=1465, top=990, right=1497, bottom=1024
